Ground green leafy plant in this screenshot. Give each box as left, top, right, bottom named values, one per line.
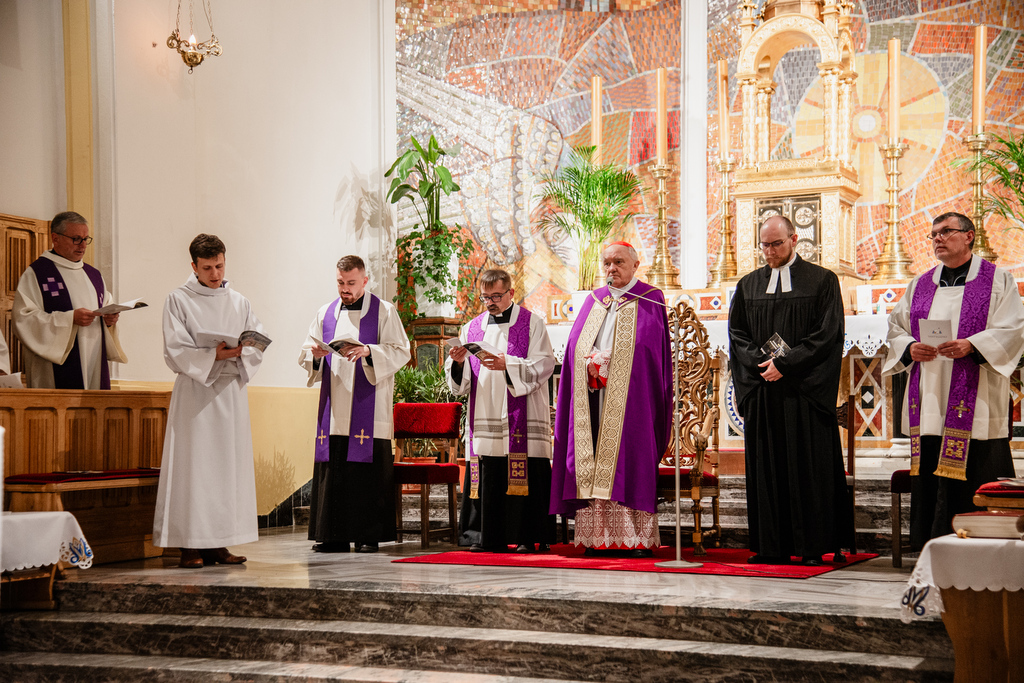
left=537, top=145, right=644, bottom=290
left=956, top=130, right=1024, bottom=230
left=386, top=135, right=475, bottom=325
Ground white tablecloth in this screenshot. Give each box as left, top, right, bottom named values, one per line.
left=900, top=534, right=1024, bottom=622
left=1, top=511, right=94, bottom=572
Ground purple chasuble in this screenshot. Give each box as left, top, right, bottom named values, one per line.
left=907, top=258, right=996, bottom=480
left=314, top=295, right=380, bottom=464
left=466, top=307, right=532, bottom=497
left=30, top=256, right=110, bottom=390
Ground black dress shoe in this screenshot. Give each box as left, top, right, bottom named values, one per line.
left=747, top=554, right=791, bottom=565
left=801, top=556, right=823, bottom=567
left=832, top=552, right=847, bottom=563
left=629, top=548, right=653, bottom=558
left=312, top=542, right=350, bottom=553
left=355, top=543, right=379, bottom=553
left=514, top=544, right=534, bottom=554
left=469, top=544, right=486, bottom=553
left=583, top=547, right=598, bottom=557
left=538, top=544, right=551, bottom=552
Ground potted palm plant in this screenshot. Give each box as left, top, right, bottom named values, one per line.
left=537, top=145, right=643, bottom=310
left=958, top=131, right=1024, bottom=230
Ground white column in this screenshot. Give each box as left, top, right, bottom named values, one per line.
left=679, top=0, right=708, bottom=288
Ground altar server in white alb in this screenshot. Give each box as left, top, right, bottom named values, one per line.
left=13, top=211, right=127, bottom=388
left=884, top=211, right=1024, bottom=550
left=154, top=234, right=266, bottom=568
left=300, top=255, right=410, bottom=554
left=446, top=268, right=556, bottom=553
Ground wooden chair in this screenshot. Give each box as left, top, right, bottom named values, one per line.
left=657, top=302, right=721, bottom=557
left=835, top=393, right=858, bottom=555
left=392, top=403, right=462, bottom=549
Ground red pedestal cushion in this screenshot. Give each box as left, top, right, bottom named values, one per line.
left=393, top=462, right=461, bottom=485
left=975, top=480, right=1024, bottom=499
left=657, top=466, right=719, bottom=490
left=5, top=468, right=160, bottom=485
left=393, top=402, right=462, bottom=439
left=890, top=469, right=912, bottom=494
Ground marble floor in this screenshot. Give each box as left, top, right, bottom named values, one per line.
left=62, top=527, right=919, bottom=619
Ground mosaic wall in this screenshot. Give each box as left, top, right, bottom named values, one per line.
left=709, top=0, right=1024, bottom=278
left=396, top=0, right=1024, bottom=318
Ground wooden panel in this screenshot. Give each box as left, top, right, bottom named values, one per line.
left=102, top=407, right=130, bottom=469
left=1, top=213, right=50, bottom=375
left=139, top=408, right=167, bottom=468
left=65, top=407, right=97, bottom=471
left=24, top=408, right=58, bottom=474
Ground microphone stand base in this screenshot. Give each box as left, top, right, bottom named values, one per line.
left=654, top=559, right=703, bottom=568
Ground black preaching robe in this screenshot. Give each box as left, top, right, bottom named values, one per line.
left=308, top=435, right=396, bottom=545
left=729, top=255, right=854, bottom=559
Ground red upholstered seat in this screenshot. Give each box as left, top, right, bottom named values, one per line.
left=393, top=462, right=461, bottom=485
left=5, top=468, right=160, bottom=485
left=975, top=481, right=1024, bottom=499
left=658, top=466, right=719, bottom=489
left=393, top=402, right=461, bottom=439
left=890, top=469, right=912, bottom=494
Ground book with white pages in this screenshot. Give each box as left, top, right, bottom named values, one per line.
left=195, top=329, right=273, bottom=351
left=445, top=337, right=502, bottom=359
left=951, top=510, right=1024, bottom=539
left=95, top=298, right=148, bottom=315
left=0, top=373, right=24, bottom=389
left=920, top=318, right=952, bottom=359
left=310, top=335, right=363, bottom=356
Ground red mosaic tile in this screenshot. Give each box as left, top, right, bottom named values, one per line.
left=620, top=0, right=680, bottom=73
left=628, top=110, right=680, bottom=165
left=559, top=12, right=608, bottom=63
left=505, top=14, right=563, bottom=58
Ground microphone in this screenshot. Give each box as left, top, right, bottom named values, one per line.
left=605, top=277, right=670, bottom=309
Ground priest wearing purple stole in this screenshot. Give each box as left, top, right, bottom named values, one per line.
left=13, top=211, right=127, bottom=388
left=550, top=242, right=672, bottom=558
left=729, top=216, right=853, bottom=566
left=300, top=255, right=410, bottom=553
left=445, top=269, right=556, bottom=553
left=884, top=212, right=1024, bottom=550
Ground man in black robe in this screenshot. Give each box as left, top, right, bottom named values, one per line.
left=728, top=215, right=853, bottom=565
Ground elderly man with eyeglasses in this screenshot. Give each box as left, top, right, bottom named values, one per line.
left=446, top=268, right=556, bottom=553
left=884, top=211, right=1024, bottom=549
left=13, top=211, right=127, bottom=388
left=729, top=215, right=854, bottom=566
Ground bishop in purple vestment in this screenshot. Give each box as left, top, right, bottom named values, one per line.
left=550, top=243, right=672, bottom=557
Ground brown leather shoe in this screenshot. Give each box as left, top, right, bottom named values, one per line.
left=200, top=547, right=247, bottom=565
left=179, top=548, right=204, bottom=569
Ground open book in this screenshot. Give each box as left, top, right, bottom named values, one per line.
left=95, top=298, right=148, bottom=315
left=445, top=337, right=502, bottom=360
left=310, top=335, right=363, bottom=355
left=195, top=329, right=273, bottom=352
left=951, top=510, right=1024, bottom=539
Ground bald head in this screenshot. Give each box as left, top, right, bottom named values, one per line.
left=759, top=215, right=798, bottom=269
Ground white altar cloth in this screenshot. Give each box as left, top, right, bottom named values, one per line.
left=900, top=534, right=1024, bottom=622
left=1, top=510, right=94, bottom=572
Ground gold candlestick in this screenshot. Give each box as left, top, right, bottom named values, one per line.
left=872, top=142, right=914, bottom=281
left=709, top=158, right=737, bottom=286
left=646, top=163, right=679, bottom=289
left=965, top=132, right=998, bottom=263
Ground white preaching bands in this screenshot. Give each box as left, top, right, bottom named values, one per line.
left=766, top=251, right=797, bottom=295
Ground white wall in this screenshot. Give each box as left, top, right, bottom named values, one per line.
left=106, top=0, right=396, bottom=386
left=0, top=0, right=66, bottom=219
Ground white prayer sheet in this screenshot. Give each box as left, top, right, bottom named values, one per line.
left=0, top=373, right=24, bottom=388
left=94, top=298, right=148, bottom=315
left=445, top=336, right=502, bottom=359
left=920, top=319, right=952, bottom=360
left=195, top=329, right=272, bottom=351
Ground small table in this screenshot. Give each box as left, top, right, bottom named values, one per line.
left=1, top=511, right=93, bottom=609
left=901, top=534, right=1023, bottom=683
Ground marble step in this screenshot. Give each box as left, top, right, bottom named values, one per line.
left=0, top=652, right=583, bottom=683
left=0, top=611, right=954, bottom=683
left=48, top=580, right=950, bottom=660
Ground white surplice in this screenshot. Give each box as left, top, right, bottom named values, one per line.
left=444, top=303, right=555, bottom=459
left=12, top=251, right=127, bottom=388
left=0, top=331, right=9, bottom=375
left=884, top=257, right=1024, bottom=439
left=153, top=274, right=265, bottom=549
left=298, top=296, right=410, bottom=438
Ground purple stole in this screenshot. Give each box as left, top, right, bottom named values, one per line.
left=908, top=258, right=996, bottom=480
left=467, top=306, right=532, bottom=498
left=30, top=256, right=110, bottom=390
left=314, top=295, right=380, bottom=464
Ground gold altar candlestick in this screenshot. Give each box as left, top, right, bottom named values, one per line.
left=591, top=76, right=603, bottom=165
left=872, top=142, right=914, bottom=281
left=646, top=163, right=679, bottom=289
left=965, top=132, right=998, bottom=263
left=709, top=158, right=737, bottom=286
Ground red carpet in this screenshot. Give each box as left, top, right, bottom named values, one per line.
left=393, top=544, right=878, bottom=579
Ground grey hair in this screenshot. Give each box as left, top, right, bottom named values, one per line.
left=933, top=211, right=975, bottom=248
left=50, top=211, right=88, bottom=235
left=603, top=243, right=639, bottom=262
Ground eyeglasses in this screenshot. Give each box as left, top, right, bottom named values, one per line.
left=478, top=291, right=509, bottom=303
left=927, top=228, right=970, bottom=241
left=58, top=234, right=93, bottom=246
left=759, top=239, right=788, bottom=250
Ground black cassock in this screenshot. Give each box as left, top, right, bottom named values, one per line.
left=458, top=456, right=556, bottom=550
left=729, top=255, right=854, bottom=559
left=308, top=435, right=396, bottom=545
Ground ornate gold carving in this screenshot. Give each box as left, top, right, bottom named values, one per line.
left=592, top=301, right=638, bottom=498
left=571, top=303, right=607, bottom=498
left=965, top=133, right=999, bottom=263
left=737, top=15, right=839, bottom=75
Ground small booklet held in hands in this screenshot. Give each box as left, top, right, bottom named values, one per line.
left=95, top=298, right=148, bottom=315
left=196, top=330, right=273, bottom=352
left=760, top=333, right=791, bottom=360
left=445, top=337, right=502, bottom=360
left=311, top=335, right=363, bottom=356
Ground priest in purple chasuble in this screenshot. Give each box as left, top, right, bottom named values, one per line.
left=729, top=216, right=853, bottom=566
left=550, top=242, right=672, bottom=558
left=884, top=212, right=1024, bottom=550
left=299, top=255, right=410, bottom=554
left=154, top=234, right=265, bottom=569
left=445, top=269, right=556, bottom=553
left=13, top=211, right=127, bottom=389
